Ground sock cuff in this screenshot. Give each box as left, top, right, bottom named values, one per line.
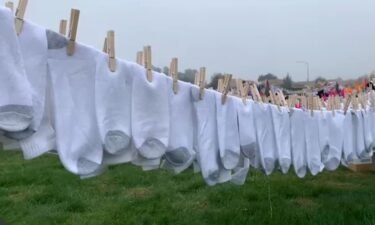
left=20, top=124, right=56, bottom=160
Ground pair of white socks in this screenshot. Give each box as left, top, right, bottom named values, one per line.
left=0, top=7, right=33, bottom=132
left=216, top=94, right=241, bottom=170
left=47, top=32, right=103, bottom=175
left=290, top=108, right=307, bottom=178
left=131, top=66, right=169, bottom=169
left=325, top=111, right=345, bottom=171
left=253, top=103, right=277, bottom=175
left=270, top=105, right=291, bottom=174
left=95, top=54, right=134, bottom=165
left=192, top=88, right=231, bottom=186
left=304, top=111, right=323, bottom=176
left=236, top=99, right=258, bottom=168
left=161, top=79, right=196, bottom=174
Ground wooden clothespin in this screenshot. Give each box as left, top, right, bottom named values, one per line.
left=235, top=79, right=242, bottom=97
left=136, top=51, right=143, bottom=66
left=301, top=96, right=307, bottom=109
left=198, top=67, right=206, bottom=100
left=334, top=96, right=340, bottom=110
left=5, top=1, right=14, bottom=12
left=106, top=30, right=116, bottom=72
left=217, top=78, right=224, bottom=92
left=67, top=9, right=80, bottom=56
left=236, top=80, right=249, bottom=104
left=278, top=91, right=288, bottom=107
left=194, top=72, right=200, bottom=86
left=288, top=95, right=295, bottom=108
left=15, top=0, right=28, bottom=35
left=269, top=90, right=276, bottom=105
left=59, top=19, right=67, bottom=36
left=221, top=74, right=232, bottom=105
left=143, top=46, right=153, bottom=82
left=252, top=83, right=263, bottom=103
left=329, top=96, right=336, bottom=116
left=308, top=94, right=314, bottom=116
left=352, top=94, right=359, bottom=111
left=102, top=38, right=107, bottom=53
left=343, top=94, right=352, bottom=115
left=170, top=58, right=178, bottom=94
left=370, top=91, right=375, bottom=111
left=359, top=93, right=367, bottom=110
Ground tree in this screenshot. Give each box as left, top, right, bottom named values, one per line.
left=178, top=69, right=197, bottom=84
left=258, top=73, right=278, bottom=82
left=207, top=73, right=225, bottom=90
left=315, top=76, right=326, bottom=84
left=163, top=66, right=169, bottom=75
left=282, top=73, right=293, bottom=90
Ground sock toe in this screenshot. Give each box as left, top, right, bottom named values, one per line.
left=139, top=138, right=166, bottom=159
left=104, top=130, right=130, bottom=154
left=222, top=150, right=240, bottom=170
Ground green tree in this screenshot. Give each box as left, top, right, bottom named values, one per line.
left=258, top=73, right=278, bottom=82
left=207, top=73, right=225, bottom=89
left=315, top=76, right=327, bottom=84
left=282, top=73, right=293, bottom=89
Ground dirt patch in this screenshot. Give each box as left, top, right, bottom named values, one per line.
left=291, top=197, right=318, bottom=209
left=126, top=187, right=153, bottom=199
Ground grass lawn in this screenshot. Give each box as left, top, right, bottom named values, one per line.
left=1, top=149, right=375, bottom=225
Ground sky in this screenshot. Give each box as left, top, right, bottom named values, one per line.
left=8, top=0, right=375, bottom=81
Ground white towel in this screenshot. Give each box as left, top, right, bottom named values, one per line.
left=131, top=65, right=169, bottom=160
left=161, top=79, right=196, bottom=174
left=215, top=93, right=240, bottom=170
left=253, top=103, right=277, bottom=175
left=0, top=7, right=33, bottom=132
left=48, top=38, right=103, bottom=175
left=236, top=99, right=258, bottom=168
left=290, top=108, right=307, bottom=178
left=192, top=87, right=231, bottom=186
left=270, top=105, right=291, bottom=174
left=95, top=54, right=133, bottom=163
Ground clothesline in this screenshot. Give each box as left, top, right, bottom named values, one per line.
left=1, top=2, right=374, bottom=187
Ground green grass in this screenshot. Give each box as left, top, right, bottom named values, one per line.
left=1, top=149, right=375, bottom=225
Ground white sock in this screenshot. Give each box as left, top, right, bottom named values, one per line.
left=131, top=65, right=169, bottom=159
left=343, top=112, right=357, bottom=163
left=304, top=111, right=324, bottom=176
left=215, top=94, right=240, bottom=170
left=95, top=54, right=132, bottom=155
left=271, top=106, right=291, bottom=174
left=325, top=111, right=345, bottom=171
left=192, top=88, right=231, bottom=186
left=290, top=108, right=307, bottom=178
left=231, top=154, right=250, bottom=185
left=318, top=111, right=330, bottom=163
left=18, top=20, right=48, bottom=132
left=162, top=80, right=196, bottom=174
left=253, top=103, right=277, bottom=175
left=362, top=109, right=373, bottom=156
left=47, top=35, right=103, bottom=175
left=20, top=67, right=56, bottom=160
left=371, top=108, right=375, bottom=150
left=353, top=111, right=367, bottom=159
left=0, top=7, right=33, bottom=132
left=236, top=99, right=258, bottom=168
